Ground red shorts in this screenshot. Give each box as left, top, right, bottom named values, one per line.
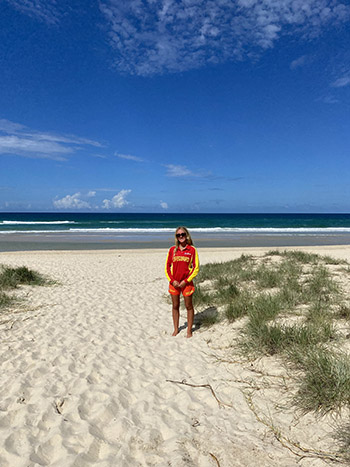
left=169, top=283, right=195, bottom=297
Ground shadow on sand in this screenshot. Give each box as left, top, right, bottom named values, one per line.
left=178, top=306, right=219, bottom=334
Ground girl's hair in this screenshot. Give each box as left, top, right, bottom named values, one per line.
left=175, top=226, right=193, bottom=250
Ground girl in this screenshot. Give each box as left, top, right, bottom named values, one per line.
left=165, top=226, right=199, bottom=337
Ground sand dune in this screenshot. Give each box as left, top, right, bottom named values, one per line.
left=1, top=246, right=350, bottom=466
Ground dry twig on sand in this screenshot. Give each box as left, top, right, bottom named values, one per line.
left=167, top=377, right=346, bottom=464
left=166, top=379, right=233, bottom=408
left=54, top=399, right=65, bottom=415
left=244, top=391, right=345, bottom=463
left=209, top=452, right=220, bottom=466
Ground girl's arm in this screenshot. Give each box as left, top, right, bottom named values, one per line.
left=165, top=246, right=175, bottom=283
left=185, top=247, right=199, bottom=283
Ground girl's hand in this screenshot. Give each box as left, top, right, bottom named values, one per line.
left=173, top=281, right=180, bottom=288
left=179, top=280, right=186, bottom=288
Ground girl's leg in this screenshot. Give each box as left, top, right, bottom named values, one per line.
left=184, top=295, right=194, bottom=338
left=171, top=294, right=180, bottom=336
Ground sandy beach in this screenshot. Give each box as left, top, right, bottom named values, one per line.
left=1, top=245, right=350, bottom=466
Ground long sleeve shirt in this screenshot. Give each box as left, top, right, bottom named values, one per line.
left=165, top=244, right=199, bottom=285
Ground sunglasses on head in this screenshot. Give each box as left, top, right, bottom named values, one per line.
left=176, top=233, right=186, bottom=238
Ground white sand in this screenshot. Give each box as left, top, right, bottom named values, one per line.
left=1, top=245, right=350, bottom=466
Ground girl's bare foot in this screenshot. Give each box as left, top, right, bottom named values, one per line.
left=172, top=329, right=179, bottom=336
left=186, top=332, right=192, bottom=338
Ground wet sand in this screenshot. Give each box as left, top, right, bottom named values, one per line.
left=2, top=231, right=350, bottom=251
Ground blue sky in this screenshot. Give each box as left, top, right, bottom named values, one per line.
left=0, top=0, right=349, bottom=213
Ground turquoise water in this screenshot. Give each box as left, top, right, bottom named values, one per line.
left=1, top=213, right=350, bottom=234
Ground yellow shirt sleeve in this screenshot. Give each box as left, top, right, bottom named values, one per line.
left=186, top=247, right=199, bottom=283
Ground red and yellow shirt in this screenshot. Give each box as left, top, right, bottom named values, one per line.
left=165, top=244, right=199, bottom=285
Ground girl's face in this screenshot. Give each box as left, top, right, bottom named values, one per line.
left=176, top=229, right=187, bottom=245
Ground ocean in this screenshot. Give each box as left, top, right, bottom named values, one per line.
left=2, top=212, right=350, bottom=233
left=1, top=213, right=350, bottom=250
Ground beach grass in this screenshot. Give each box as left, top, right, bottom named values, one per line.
left=267, top=249, right=347, bottom=265
left=335, top=422, right=350, bottom=462
left=0, top=265, right=49, bottom=310
left=194, top=307, right=219, bottom=327
left=192, top=284, right=212, bottom=308
left=0, top=265, right=46, bottom=289
left=195, top=250, right=350, bottom=415
left=338, top=304, right=350, bottom=320
left=294, top=349, right=350, bottom=415
left=224, top=290, right=253, bottom=321
left=0, top=291, right=12, bottom=308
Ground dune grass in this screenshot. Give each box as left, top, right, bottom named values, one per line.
left=224, top=290, right=253, bottom=321
left=294, top=349, right=350, bottom=415
left=0, top=265, right=46, bottom=289
left=0, top=291, right=12, bottom=308
left=194, top=307, right=219, bottom=328
left=194, top=250, right=350, bottom=417
left=0, top=264, right=49, bottom=310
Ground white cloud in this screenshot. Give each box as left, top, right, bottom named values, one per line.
left=160, top=201, right=168, bottom=209
left=0, top=119, right=102, bottom=160
left=100, top=0, right=350, bottom=75
left=4, top=0, right=59, bottom=24
left=53, top=193, right=91, bottom=210
left=1, top=201, right=32, bottom=210
left=318, top=95, right=339, bottom=104
left=0, top=120, right=25, bottom=133
left=102, top=189, right=131, bottom=209
left=331, top=76, right=350, bottom=87
left=165, top=164, right=193, bottom=177
left=87, top=191, right=96, bottom=197
left=164, top=163, right=216, bottom=179
left=91, top=154, right=108, bottom=159
left=290, top=55, right=308, bottom=70
left=115, top=152, right=144, bottom=162
left=0, top=135, right=71, bottom=160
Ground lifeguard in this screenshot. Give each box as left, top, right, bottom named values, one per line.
left=165, top=226, right=199, bottom=337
